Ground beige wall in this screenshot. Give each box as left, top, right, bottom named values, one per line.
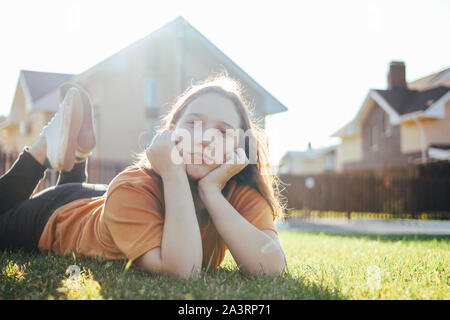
left=10, top=82, right=27, bottom=123
left=76, top=72, right=148, bottom=162
left=401, top=100, right=450, bottom=154
left=0, top=110, right=49, bottom=153
left=1, top=80, right=52, bottom=153
left=296, top=157, right=326, bottom=175
left=401, top=121, right=424, bottom=153
left=69, top=33, right=181, bottom=163
left=336, top=135, right=362, bottom=171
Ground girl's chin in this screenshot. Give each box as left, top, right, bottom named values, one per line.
left=185, top=163, right=216, bottom=181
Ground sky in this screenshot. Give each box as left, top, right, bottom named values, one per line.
left=0, top=0, right=449, bottom=164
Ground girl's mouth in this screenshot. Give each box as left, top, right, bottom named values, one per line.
left=190, top=152, right=215, bottom=164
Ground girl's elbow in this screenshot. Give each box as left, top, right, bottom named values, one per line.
left=162, top=257, right=202, bottom=279
left=137, top=246, right=203, bottom=279
left=168, top=263, right=202, bottom=279
left=259, top=252, right=286, bottom=276
left=261, top=259, right=285, bottom=276
left=268, top=260, right=286, bottom=276
left=244, top=255, right=286, bottom=276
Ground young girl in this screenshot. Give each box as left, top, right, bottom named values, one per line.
left=0, top=77, right=286, bottom=279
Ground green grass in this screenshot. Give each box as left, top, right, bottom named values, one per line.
left=1, top=230, right=449, bottom=300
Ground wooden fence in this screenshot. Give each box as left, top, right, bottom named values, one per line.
left=279, top=160, right=450, bottom=219
left=2, top=151, right=450, bottom=219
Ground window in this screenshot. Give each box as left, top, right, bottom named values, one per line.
left=19, top=112, right=36, bottom=136
left=370, top=125, right=378, bottom=151
left=19, top=120, right=31, bottom=136
left=324, top=153, right=335, bottom=170
left=145, top=79, right=159, bottom=108
left=382, top=112, right=392, bottom=136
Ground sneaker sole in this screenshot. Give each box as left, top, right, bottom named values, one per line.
left=59, top=89, right=83, bottom=171
left=59, top=82, right=96, bottom=154
left=78, top=91, right=96, bottom=154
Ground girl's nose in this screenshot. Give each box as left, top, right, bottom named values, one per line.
left=202, top=137, right=213, bottom=149
left=191, top=133, right=212, bottom=152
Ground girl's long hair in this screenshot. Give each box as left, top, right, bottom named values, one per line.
left=135, top=75, right=286, bottom=221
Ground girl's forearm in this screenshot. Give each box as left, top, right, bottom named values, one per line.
left=160, top=169, right=203, bottom=277
left=200, top=188, right=286, bottom=275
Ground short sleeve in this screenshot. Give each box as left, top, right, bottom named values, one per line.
left=102, top=183, right=164, bottom=261
left=229, top=184, right=278, bottom=235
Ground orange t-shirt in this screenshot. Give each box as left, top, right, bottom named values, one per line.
left=38, top=166, right=278, bottom=269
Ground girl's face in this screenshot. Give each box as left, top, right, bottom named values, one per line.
left=173, top=92, right=242, bottom=180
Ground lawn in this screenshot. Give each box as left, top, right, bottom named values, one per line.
left=1, top=230, right=449, bottom=300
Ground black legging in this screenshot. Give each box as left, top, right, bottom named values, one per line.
left=0, top=148, right=107, bottom=253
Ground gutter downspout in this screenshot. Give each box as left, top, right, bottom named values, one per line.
left=412, top=116, right=427, bottom=163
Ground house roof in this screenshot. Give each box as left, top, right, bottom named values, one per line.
left=21, top=70, right=73, bottom=102
left=75, top=16, right=287, bottom=115
left=408, top=67, right=450, bottom=91
left=430, top=143, right=450, bottom=151
left=10, top=17, right=286, bottom=118
left=429, top=143, right=450, bottom=160
left=178, top=17, right=287, bottom=115
left=373, top=86, right=450, bottom=115
left=2, top=70, right=74, bottom=124
left=332, top=65, right=450, bottom=138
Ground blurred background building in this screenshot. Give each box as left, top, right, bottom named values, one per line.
left=278, top=143, right=337, bottom=175
left=0, top=17, right=287, bottom=163
left=332, top=61, right=450, bottom=171
left=278, top=61, right=450, bottom=175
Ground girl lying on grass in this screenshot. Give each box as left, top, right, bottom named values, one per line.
left=0, top=77, right=286, bottom=279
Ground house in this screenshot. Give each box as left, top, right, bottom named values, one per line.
left=0, top=71, right=73, bottom=154
left=0, top=16, right=287, bottom=163
left=278, top=143, right=337, bottom=175
left=332, top=61, right=450, bottom=171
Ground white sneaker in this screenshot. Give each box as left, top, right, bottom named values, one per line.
left=58, top=82, right=96, bottom=161
left=40, top=87, right=83, bottom=171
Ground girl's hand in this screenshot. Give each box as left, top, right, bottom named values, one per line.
left=198, top=148, right=249, bottom=195
left=146, top=129, right=185, bottom=177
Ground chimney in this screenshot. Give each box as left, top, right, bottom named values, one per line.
left=387, top=61, right=407, bottom=90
